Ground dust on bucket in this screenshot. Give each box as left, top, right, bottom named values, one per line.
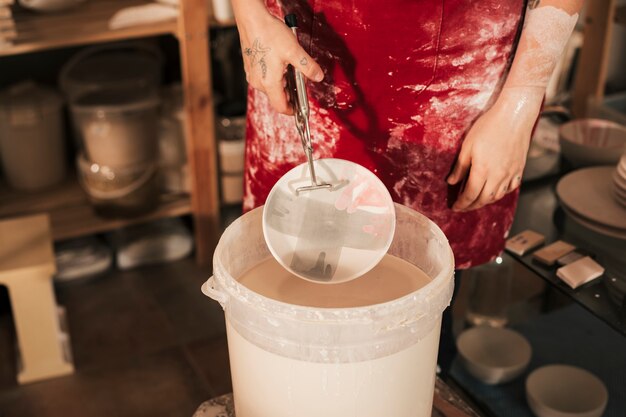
left=202, top=203, right=454, bottom=417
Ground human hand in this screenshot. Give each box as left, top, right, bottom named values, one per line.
left=445, top=0, right=580, bottom=212
left=233, top=3, right=324, bottom=114
left=447, top=87, right=543, bottom=212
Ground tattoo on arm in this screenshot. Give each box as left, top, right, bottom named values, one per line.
left=259, top=58, right=268, bottom=79
left=300, top=57, right=308, bottom=66
left=244, top=38, right=271, bottom=79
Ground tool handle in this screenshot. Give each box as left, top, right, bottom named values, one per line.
left=284, top=14, right=309, bottom=119
left=284, top=13, right=319, bottom=186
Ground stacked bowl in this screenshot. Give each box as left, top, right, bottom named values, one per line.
left=559, top=119, right=626, bottom=167
left=612, top=152, right=626, bottom=208
left=556, top=118, right=626, bottom=240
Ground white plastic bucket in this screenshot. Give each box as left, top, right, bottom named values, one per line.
left=202, top=204, right=454, bottom=417
left=0, top=82, right=66, bottom=191
left=76, top=154, right=159, bottom=217
left=71, top=89, right=160, bottom=168
left=60, top=43, right=162, bottom=102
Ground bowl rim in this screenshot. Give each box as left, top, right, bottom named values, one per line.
left=559, top=118, right=626, bottom=149
left=525, top=364, right=609, bottom=414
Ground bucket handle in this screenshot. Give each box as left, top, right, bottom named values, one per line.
left=78, top=163, right=157, bottom=200
left=201, top=276, right=228, bottom=309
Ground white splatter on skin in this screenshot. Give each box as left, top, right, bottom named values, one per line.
left=506, top=6, right=578, bottom=88
left=442, top=5, right=579, bottom=222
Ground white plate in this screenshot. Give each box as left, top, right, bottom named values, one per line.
left=613, top=169, right=626, bottom=191
left=563, top=207, right=626, bottom=240
left=557, top=167, right=626, bottom=230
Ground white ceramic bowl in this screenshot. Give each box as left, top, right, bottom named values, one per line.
left=559, top=119, right=626, bottom=167
left=526, top=365, right=608, bottom=417
left=456, top=326, right=532, bottom=385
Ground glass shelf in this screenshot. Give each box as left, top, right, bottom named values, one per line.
left=510, top=175, right=626, bottom=337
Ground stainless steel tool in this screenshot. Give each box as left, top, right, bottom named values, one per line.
left=284, top=14, right=332, bottom=195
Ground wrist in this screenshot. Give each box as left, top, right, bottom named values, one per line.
left=495, top=86, right=543, bottom=126
left=232, top=0, right=273, bottom=28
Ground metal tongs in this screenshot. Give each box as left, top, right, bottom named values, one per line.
left=285, top=14, right=332, bottom=195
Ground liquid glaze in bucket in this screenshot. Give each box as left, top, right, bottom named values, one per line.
left=202, top=204, right=454, bottom=417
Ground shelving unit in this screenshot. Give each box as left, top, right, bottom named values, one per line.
left=0, top=0, right=227, bottom=264
left=511, top=176, right=626, bottom=337
left=0, top=0, right=178, bottom=56
left=0, top=179, right=191, bottom=240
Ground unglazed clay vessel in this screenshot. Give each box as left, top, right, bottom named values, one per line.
left=559, top=119, right=626, bottom=167
left=526, top=365, right=608, bottom=417
left=456, top=326, right=531, bottom=385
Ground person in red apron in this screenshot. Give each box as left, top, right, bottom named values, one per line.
left=230, top=0, right=582, bottom=371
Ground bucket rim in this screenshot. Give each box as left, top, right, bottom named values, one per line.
left=211, top=203, right=455, bottom=321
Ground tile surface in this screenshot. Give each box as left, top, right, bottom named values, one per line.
left=0, top=348, right=209, bottom=417
left=185, top=335, right=232, bottom=398
left=0, top=257, right=226, bottom=417
left=55, top=272, right=178, bottom=369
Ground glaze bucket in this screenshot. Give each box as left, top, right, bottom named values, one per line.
left=202, top=204, right=454, bottom=417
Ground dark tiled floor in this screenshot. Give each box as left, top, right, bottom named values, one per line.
left=0, top=257, right=232, bottom=417
left=185, top=336, right=232, bottom=398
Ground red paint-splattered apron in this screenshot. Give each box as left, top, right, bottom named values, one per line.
left=244, top=0, right=526, bottom=269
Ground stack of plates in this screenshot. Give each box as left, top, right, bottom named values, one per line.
left=612, top=153, right=626, bottom=208
left=556, top=166, right=626, bottom=240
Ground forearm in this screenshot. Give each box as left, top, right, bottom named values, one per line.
left=499, top=0, right=583, bottom=113
left=449, top=1, right=584, bottom=210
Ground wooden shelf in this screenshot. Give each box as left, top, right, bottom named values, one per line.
left=0, top=0, right=221, bottom=264
left=0, top=179, right=191, bottom=241
left=0, top=0, right=178, bottom=57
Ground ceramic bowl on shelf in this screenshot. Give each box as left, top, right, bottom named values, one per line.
left=556, top=166, right=626, bottom=233
left=19, top=0, right=86, bottom=12
left=559, top=119, right=626, bottom=167
left=526, top=365, right=608, bottom=417
left=456, top=326, right=532, bottom=385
